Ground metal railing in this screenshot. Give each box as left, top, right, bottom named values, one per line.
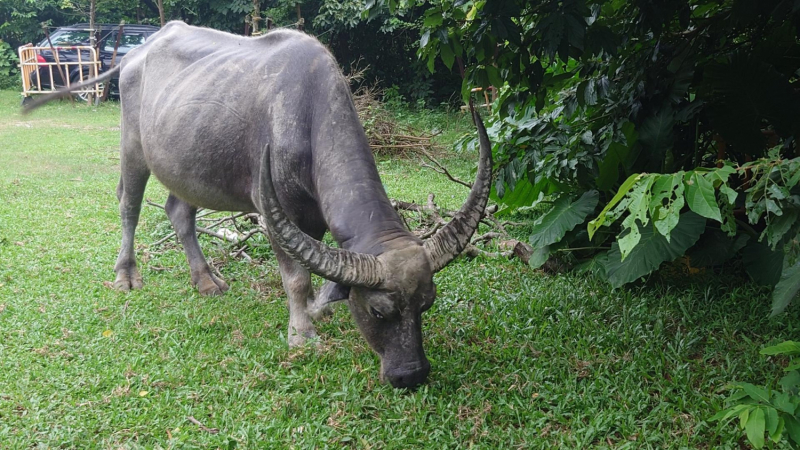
left=18, top=45, right=102, bottom=103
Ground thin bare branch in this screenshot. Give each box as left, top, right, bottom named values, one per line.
left=187, top=416, right=219, bottom=434
left=418, top=150, right=472, bottom=189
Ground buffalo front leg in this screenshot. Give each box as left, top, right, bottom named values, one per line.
left=113, top=170, right=149, bottom=291
left=164, top=194, right=229, bottom=296
left=269, top=234, right=318, bottom=348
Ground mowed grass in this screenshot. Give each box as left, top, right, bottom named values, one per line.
left=0, top=89, right=797, bottom=449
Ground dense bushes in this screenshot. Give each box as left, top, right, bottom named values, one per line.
left=370, top=0, right=800, bottom=314
left=0, top=41, right=19, bottom=90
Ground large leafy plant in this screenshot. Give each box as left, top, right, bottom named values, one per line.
left=711, top=341, right=800, bottom=449
left=584, top=151, right=800, bottom=314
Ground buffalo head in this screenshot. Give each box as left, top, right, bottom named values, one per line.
left=258, top=107, right=492, bottom=388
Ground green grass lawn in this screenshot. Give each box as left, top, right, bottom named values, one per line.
left=0, top=90, right=796, bottom=449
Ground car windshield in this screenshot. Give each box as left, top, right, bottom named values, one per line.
left=103, top=32, right=146, bottom=53
left=44, top=30, right=91, bottom=46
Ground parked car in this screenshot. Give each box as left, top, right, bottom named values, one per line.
left=29, top=23, right=159, bottom=98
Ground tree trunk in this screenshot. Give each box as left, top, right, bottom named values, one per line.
left=157, top=0, right=165, bottom=27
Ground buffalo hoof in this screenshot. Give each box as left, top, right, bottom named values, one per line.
left=288, top=326, right=319, bottom=348
left=195, top=273, right=229, bottom=296
left=113, top=268, right=143, bottom=291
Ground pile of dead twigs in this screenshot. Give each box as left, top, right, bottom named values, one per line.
left=347, top=64, right=441, bottom=156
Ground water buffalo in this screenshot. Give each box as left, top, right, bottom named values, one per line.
left=26, top=21, right=492, bottom=388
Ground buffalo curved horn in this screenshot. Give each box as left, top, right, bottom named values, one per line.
left=258, top=146, right=386, bottom=288
left=424, top=105, right=493, bottom=272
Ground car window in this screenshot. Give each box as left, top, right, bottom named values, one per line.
left=42, top=30, right=91, bottom=46
left=103, top=32, right=146, bottom=53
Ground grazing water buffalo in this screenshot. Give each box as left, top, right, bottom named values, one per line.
left=26, top=21, right=492, bottom=388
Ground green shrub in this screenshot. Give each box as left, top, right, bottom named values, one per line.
left=711, top=341, right=800, bottom=449
left=0, top=40, right=20, bottom=90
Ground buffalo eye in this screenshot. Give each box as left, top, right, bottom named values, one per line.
left=420, top=285, right=437, bottom=312
left=370, top=307, right=384, bottom=320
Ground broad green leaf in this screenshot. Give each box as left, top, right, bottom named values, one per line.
left=685, top=172, right=722, bottom=222
left=740, top=383, right=770, bottom=404
left=767, top=183, right=790, bottom=200
left=493, top=173, right=560, bottom=216
left=770, top=416, right=784, bottom=443
left=638, top=107, right=675, bottom=170
left=628, top=176, right=656, bottom=227
left=583, top=79, right=597, bottom=106
left=529, top=245, right=551, bottom=269
left=773, top=392, right=797, bottom=414
left=485, top=65, right=503, bottom=89
left=745, top=407, right=766, bottom=449
left=687, top=230, right=749, bottom=267
left=760, top=341, right=800, bottom=356
left=721, top=201, right=738, bottom=236
left=604, top=212, right=706, bottom=288
left=770, top=259, right=798, bottom=316
left=743, top=241, right=784, bottom=286
left=783, top=415, right=800, bottom=445
left=765, top=407, right=779, bottom=438
left=720, top=184, right=738, bottom=204
left=766, top=208, right=798, bottom=249
left=653, top=175, right=684, bottom=240
left=529, top=190, right=599, bottom=248
left=466, top=4, right=478, bottom=21
left=420, top=30, right=430, bottom=48
left=440, top=41, right=455, bottom=70
left=740, top=407, right=751, bottom=430
left=621, top=121, right=637, bottom=148
left=596, top=142, right=631, bottom=191
left=573, top=252, right=608, bottom=278
left=708, top=164, right=736, bottom=187
left=576, top=80, right=589, bottom=107
left=779, top=371, right=800, bottom=392
left=710, top=403, right=751, bottom=422
left=618, top=215, right=641, bottom=260
left=588, top=173, right=643, bottom=240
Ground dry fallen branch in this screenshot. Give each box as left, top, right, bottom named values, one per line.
left=187, top=416, right=219, bottom=434
left=145, top=201, right=263, bottom=261
left=418, top=149, right=472, bottom=189
left=388, top=191, right=533, bottom=264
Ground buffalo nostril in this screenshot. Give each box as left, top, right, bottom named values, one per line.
left=386, top=361, right=431, bottom=389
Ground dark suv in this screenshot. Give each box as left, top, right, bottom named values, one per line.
left=31, top=23, right=159, bottom=98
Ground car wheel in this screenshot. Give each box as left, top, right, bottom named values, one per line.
left=71, top=73, right=103, bottom=104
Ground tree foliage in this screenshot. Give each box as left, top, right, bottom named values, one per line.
left=368, top=0, right=800, bottom=314
left=0, top=0, right=460, bottom=104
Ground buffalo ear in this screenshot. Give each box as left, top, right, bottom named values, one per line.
left=318, top=281, right=351, bottom=304
left=307, top=282, right=350, bottom=321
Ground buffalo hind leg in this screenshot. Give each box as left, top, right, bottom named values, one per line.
left=164, top=194, right=229, bottom=296
left=269, top=234, right=317, bottom=348
left=113, top=170, right=149, bottom=291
